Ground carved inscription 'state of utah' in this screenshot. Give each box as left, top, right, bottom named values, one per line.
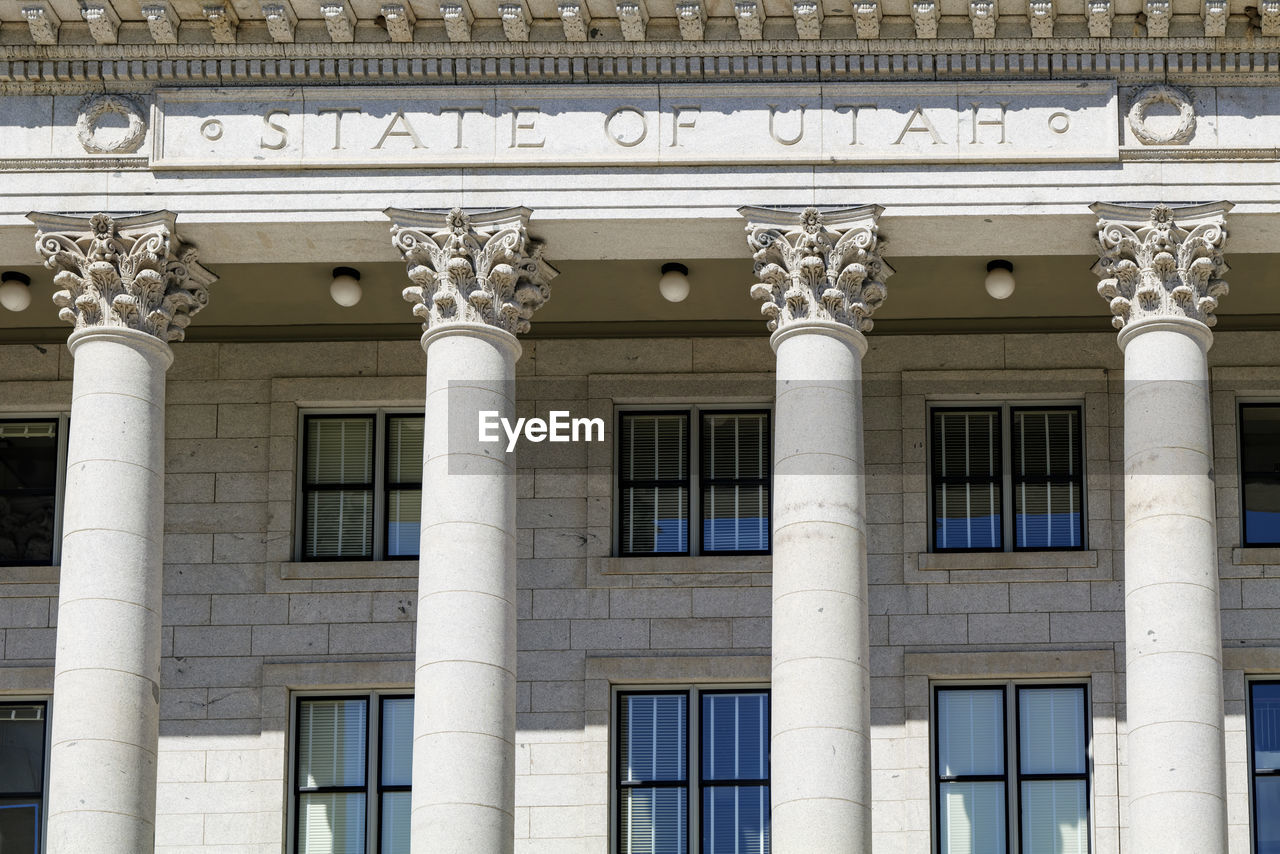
left=152, top=83, right=1120, bottom=167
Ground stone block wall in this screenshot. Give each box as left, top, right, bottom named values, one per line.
left=0, top=330, right=1277, bottom=852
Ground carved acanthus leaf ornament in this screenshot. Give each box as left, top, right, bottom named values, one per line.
left=742, top=205, right=893, bottom=334
left=387, top=206, right=557, bottom=336
left=1091, top=202, right=1231, bottom=331
left=30, top=211, right=216, bottom=342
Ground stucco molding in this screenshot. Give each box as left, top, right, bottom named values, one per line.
left=741, top=205, right=893, bottom=334
left=28, top=210, right=217, bottom=343
left=1091, top=201, right=1232, bottom=332
left=386, top=206, right=558, bottom=337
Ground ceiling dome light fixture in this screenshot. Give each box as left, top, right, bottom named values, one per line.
left=0, top=272, right=32, bottom=313
left=984, top=259, right=1015, bottom=300
left=659, top=262, right=690, bottom=303
left=329, top=266, right=363, bottom=307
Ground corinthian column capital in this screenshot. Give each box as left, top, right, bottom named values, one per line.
left=28, top=210, right=216, bottom=343
left=385, top=206, right=557, bottom=337
left=740, top=205, right=894, bottom=335
left=1091, top=201, right=1232, bottom=336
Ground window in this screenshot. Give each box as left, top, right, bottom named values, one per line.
left=616, top=688, right=770, bottom=854
left=299, top=413, right=423, bottom=560
left=930, top=406, right=1084, bottom=552
left=1241, top=404, right=1280, bottom=546
left=617, top=410, right=770, bottom=556
left=1250, top=682, right=1280, bottom=854
left=293, top=694, right=412, bottom=854
left=934, top=685, right=1089, bottom=854
left=0, top=701, right=48, bottom=854
left=0, top=418, right=66, bottom=566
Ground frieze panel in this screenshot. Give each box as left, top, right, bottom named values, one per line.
left=146, top=81, right=1119, bottom=168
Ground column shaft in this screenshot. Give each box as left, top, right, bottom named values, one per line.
left=47, top=328, right=172, bottom=854
left=1121, top=321, right=1226, bottom=853
left=412, top=327, right=519, bottom=854
left=770, top=322, right=871, bottom=852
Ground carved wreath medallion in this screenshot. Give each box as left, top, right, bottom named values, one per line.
left=1127, top=85, right=1196, bottom=145
left=76, top=94, right=147, bottom=154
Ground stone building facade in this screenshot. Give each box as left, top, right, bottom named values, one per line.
left=2, top=2, right=1280, bottom=854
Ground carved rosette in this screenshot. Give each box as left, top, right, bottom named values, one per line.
left=29, top=211, right=216, bottom=343
left=386, top=206, right=557, bottom=337
left=741, top=205, right=893, bottom=334
left=1091, top=202, right=1231, bottom=333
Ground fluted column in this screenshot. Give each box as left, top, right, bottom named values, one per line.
left=385, top=207, right=554, bottom=854
left=1092, top=202, right=1231, bottom=854
left=28, top=212, right=214, bottom=854
left=741, top=205, right=892, bottom=853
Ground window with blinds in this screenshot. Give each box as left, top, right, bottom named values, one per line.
left=1017, top=687, right=1088, bottom=854
left=619, top=692, right=689, bottom=853
left=617, top=689, right=770, bottom=854
left=294, top=694, right=412, bottom=854
left=930, top=405, right=1085, bottom=553
left=618, top=409, right=771, bottom=556
left=1241, top=404, right=1280, bottom=546
left=932, top=410, right=1003, bottom=551
left=1011, top=409, right=1082, bottom=550
left=0, top=701, right=47, bottom=854
left=701, top=692, right=770, bottom=854
left=1250, top=682, right=1280, bottom=854
left=0, top=419, right=62, bottom=566
left=934, top=684, right=1089, bottom=854
left=300, top=413, right=423, bottom=560
left=619, top=413, right=690, bottom=555
left=702, top=413, right=770, bottom=554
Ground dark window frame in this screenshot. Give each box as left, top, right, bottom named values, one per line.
left=0, top=417, right=67, bottom=568
left=616, top=407, right=774, bottom=558
left=1249, top=679, right=1280, bottom=854
left=0, top=699, right=49, bottom=854
left=933, top=685, right=1011, bottom=854
left=696, top=688, right=771, bottom=852
left=292, top=692, right=412, bottom=854
left=1009, top=405, right=1086, bottom=553
left=932, top=682, right=1092, bottom=854
left=1013, top=684, right=1092, bottom=854
left=375, top=694, right=413, bottom=854
left=930, top=407, right=1005, bottom=553
left=616, top=689, right=692, bottom=854
left=293, top=694, right=371, bottom=854
left=698, top=410, right=772, bottom=557
left=382, top=415, right=424, bottom=560
left=614, top=686, right=772, bottom=854
left=617, top=411, right=693, bottom=557
left=298, top=411, right=424, bottom=562
left=1240, top=403, right=1280, bottom=547
left=929, top=404, right=1087, bottom=554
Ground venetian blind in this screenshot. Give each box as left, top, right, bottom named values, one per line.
left=940, top=781, right=1007, bottom=854
left=702, top=413, right=769, bottom=553
left=619, top=694, right=688, bottom=854
left=619, top=414, right=689, bottom=554
left=380, top=698, right=413, bottom=854
left=702, top=692, right=770, bottom=854
left=932, top=411, right=1000, bottom=550
left=937, top=689, right=1004, bottom=777
left=1012, top=410, right=1081, bottom=549
left=304, top=417, right=374, bottom=559
left=297, top=699, right=367, bottom=854
left=386, top=416, right=424, bottom=557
